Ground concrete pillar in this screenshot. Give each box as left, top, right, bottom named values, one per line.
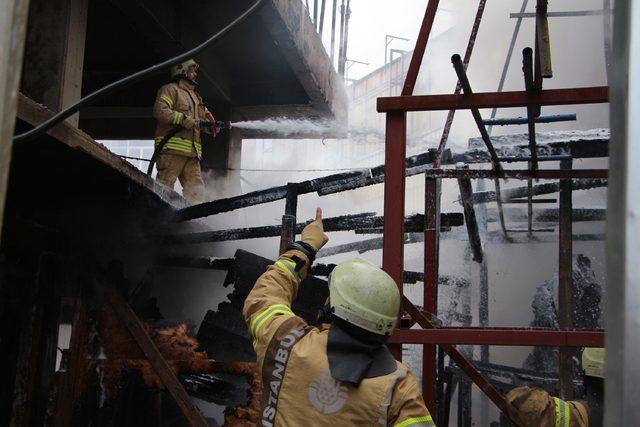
left=21, top=0, right=88, bottom=126
left=0, top=0, right=31, bottom=246
left=202, top=128, right=242, bottom=201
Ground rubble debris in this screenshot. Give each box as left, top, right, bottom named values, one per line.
left=523, top=254, right=603, bottom=374
left=197, top=250, right=329, bottom=362
left=101, top=306, right=212, bottom=390
left=182, top=372, right=251, bottom=407
left=219, top=363, right=262, bottom=426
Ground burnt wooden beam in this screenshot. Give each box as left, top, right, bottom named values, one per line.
left=472, top=179, right=607, bottom=204
left=558, top=159, right=574, bottom=399
left=173, top=138, right=608, bottom=222
left=163, top=213, right=464, bottom=244
left=486, top=208, right=606, bottom=223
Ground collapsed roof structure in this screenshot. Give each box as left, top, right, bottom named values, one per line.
left=1, top=0, right=638, bottom=426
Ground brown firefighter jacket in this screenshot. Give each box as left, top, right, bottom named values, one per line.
left=243, top=249, right=434, bottom=427
left=507, top=386, right=589, bottom=427
left=153, top=79, right=210, bottom=158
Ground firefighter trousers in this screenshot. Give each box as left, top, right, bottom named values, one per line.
left=156, top=153, right=204, bottom=204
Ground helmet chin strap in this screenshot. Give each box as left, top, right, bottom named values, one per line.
left=182, top=76, right=198, bottom=87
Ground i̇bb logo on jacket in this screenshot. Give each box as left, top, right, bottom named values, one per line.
left=308, top=370, right=349, bottom=414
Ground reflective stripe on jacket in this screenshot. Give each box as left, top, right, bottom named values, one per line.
left=243, top=249, right=433, bottom=426
left=506, top=386, right=589, bottom=427
left=153, top=79, right=209, bottom=158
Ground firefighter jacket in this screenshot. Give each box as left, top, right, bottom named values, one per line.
left=243, top=249, right=434, bottom=427
left=153, top=79, right=210, bottom=158
left=507, top=386, right=589, bottom=427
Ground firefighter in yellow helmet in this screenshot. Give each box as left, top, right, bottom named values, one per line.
left=243, top=208, right=433, bottom=426
left=152, top=59, right=216, bottom=204
left=506, top=347, right=605, bottom=427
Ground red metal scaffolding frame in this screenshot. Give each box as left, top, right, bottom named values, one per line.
left=379, top=0, right=607, bottom=420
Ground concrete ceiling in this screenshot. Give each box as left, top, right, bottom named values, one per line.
left=78, top=0, right=347, bottom=139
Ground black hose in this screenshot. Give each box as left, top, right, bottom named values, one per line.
left=147, top=126, right=181, bottom=175
left=13, top=0, right=266, bottom=144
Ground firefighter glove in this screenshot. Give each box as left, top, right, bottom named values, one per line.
left=301, top=207, right=328, bottom=252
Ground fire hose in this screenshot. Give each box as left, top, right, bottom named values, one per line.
left=13, top=0, right=265, bottom=143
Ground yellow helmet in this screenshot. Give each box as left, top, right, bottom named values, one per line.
left=582, top=347, right=605, bottom=379
left=329, top=258, right=400, bottom=336
left=171, top=59, right=199, bottom=80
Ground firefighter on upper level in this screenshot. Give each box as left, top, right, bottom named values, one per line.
left=152, top=59, right=215, bottom=204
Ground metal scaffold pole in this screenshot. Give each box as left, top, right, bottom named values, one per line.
left=605, top=0, right=640, bottom=424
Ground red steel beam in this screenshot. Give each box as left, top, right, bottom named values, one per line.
left=402, top=0, right=440, bottom=96
left=389, top=327, right=605, bottom=347
left=382, top=111, right=406, bottom=361
left=421, top=169, right=608, bottom=180
left=378, top=86, right=609, bottom=112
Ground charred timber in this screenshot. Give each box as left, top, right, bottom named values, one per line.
left=457, top=175, right=483, bottom=262
left=172, top=139, right=608, bottom=222
left=172, top=169, right=365, bottom=222
left=471, top=179, right=607, bottom=204
left=486, top=208, right=606, bottom=223
left=162, top=213, right=464, bottom=244
left=421, top=169, right=607, bottom=180
left=181, top=373, right=251, bottom=407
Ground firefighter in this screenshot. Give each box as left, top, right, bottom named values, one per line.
left=152, top=59, right=214, bottom=204
left=506, top=348, right=605, bottom=427
left=243, top=207, right=434, bottom=426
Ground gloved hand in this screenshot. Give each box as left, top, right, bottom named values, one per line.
left=301, top=207, right=329, bottom=252
left=182, top=116, right=196, bottom=129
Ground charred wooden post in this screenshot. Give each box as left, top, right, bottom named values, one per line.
left=279, top=183, right=298, bottom=255
left=457, top=165, right=483, bottom=262
left=451, top=54, right=503, bottom=175
left=558, top=158, right=574, bottom=399
left=433, top=0, right=487, bottom=167
left=423, top=177, right=441, bottom=410
left=51, top=300, right=90, bottom=427
left=523, top=47, right=540, bottom=173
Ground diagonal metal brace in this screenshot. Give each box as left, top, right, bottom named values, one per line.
left=451, top=54, right=504, bottom=176
left=401, top=295, right=517, bottom=422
